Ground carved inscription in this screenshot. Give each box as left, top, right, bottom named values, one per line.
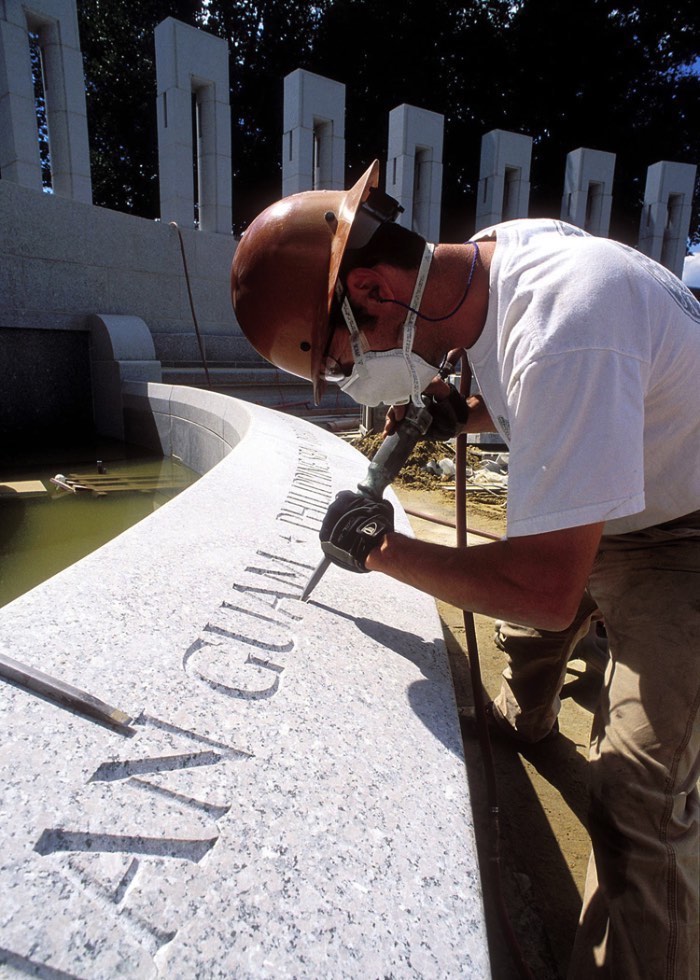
left=56, top=857, right=178, bottom=960
left=183, top=548, right=313, bottom=698
left=28, top=713, right=252, bottom=964
left=35, top=829, right=217, bottom=862
left=0, top=944, right=87, bottom=978
left=27, top=542, right=316, bottom=972
left=276, top=430, right=333, bottom=530
left=25, top=411, right=330, bottom=972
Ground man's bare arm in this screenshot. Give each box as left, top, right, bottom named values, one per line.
left=366, top=522, right=604, bottom=631
left=463, top=393, right=495, bottom=433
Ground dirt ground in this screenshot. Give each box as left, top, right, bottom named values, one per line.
left=392, top=482, right=603, bottom=980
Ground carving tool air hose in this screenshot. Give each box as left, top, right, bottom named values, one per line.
left=455, top=354, right=535, bottom=980
left=169, top=221, right=212, bottom=389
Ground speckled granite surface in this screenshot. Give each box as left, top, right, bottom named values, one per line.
left=0, top=391, right=490, bottom=977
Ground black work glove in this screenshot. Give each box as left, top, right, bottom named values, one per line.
left=320, top=491, right=394, bottom=573
left=422, top=383, right=470, bottom=440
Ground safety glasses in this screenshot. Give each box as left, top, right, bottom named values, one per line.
left=345, top=186, right=404, bottom=252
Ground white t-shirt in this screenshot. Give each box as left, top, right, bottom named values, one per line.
left=467, top=219, right=700, bottom=537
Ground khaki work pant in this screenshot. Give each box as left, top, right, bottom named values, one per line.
left=492, top=513, right=700, bottom=980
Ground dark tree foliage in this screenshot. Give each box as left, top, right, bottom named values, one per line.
left=309, top=0, right=700, bottom=243
left=28, top=35, right=52, bottom=188
left=497, top=0, right=700, bottom=244
left=77, top=0, right=200, bottom=216
left=76, top=1, right=699, bottom=243
left=309, top=0, right=510, bottom=241
left=200, top=0, right=327, bottom=232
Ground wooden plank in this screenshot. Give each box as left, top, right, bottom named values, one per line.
left=62, top=472, right=192, bottom=494
left=0, top=481, right=47, bottom=497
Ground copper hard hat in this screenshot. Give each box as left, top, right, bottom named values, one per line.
left=230, top=161, right=381, bottom=404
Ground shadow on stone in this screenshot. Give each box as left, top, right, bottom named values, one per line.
left=314, top=601, right=462, bottom=754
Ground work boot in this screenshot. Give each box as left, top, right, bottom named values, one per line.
left=459, top=701, right=560, bottom=745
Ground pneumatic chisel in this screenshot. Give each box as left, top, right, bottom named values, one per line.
left=300, top=401, right=433, bottom=602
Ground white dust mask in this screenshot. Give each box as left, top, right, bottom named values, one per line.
left=337, top=242, right=439, bottom=407
left=338, top=349, right=438, bottom=407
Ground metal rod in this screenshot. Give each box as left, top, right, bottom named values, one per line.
left=455, top=354, right=534, bottom=979
left=402, top=505, right=501, bottom=541
left=0, top=653, right=133, bottom=730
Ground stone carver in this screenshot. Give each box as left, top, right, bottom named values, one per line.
left=231, top=160, right=700, bottom=979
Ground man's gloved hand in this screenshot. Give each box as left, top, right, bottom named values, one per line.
left=320, top=491, right=394, bottom=573
left=423, top=383, right=470, bottom=440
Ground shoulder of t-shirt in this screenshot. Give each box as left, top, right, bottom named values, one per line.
left=472, top=217, right=590, bottom=245
left=480, top=218, right=638, bottom=290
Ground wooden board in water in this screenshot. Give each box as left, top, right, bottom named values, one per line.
left=67, top=473, right=192, bottom=494
left=0, top=481, right=47, bottom=497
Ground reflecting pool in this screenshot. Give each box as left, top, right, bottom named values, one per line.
left=0, top=449, right=198, bottom=608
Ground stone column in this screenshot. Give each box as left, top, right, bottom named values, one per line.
left=475, top=129, right=532, bottom=230
left=560, top=147, right=616, bottom=236
left=155, top=18, right=231, bottom=234
left=386, top=104, right=444, bottom=242
left=283, top=69, right=345, bottom=195
left=637, top=160, right=697, bottom=279
left=0, top=0, right=91, bottom=202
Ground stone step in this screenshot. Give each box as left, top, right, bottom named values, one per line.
left=161, top=365, right=359, bottom=416
left=162, top=365, right=294, bottom=385
left=152, top=333, right=258, bottom=365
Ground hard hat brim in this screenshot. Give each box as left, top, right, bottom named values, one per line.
left=313, top=160, right=380, bottom=403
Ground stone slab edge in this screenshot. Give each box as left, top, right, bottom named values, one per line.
left=0, top=387, right=489, bottom=978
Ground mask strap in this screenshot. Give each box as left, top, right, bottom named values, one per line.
left=402, top=242, right=434, bottom=405
left=335, top=240, right=435, bottom=401
left=335, top=283, right=369, bottom=379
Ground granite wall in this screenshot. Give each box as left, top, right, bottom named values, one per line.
left=0, top=180, right=243, bottom=367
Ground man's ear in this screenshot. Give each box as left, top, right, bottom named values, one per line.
left=345, top=267, right=393, bottom=313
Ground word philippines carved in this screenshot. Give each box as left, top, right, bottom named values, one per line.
left=276, top=430, right=334, bottom=530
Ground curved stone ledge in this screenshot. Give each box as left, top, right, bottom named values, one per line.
left=0, top=383, right=489, bottom=977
